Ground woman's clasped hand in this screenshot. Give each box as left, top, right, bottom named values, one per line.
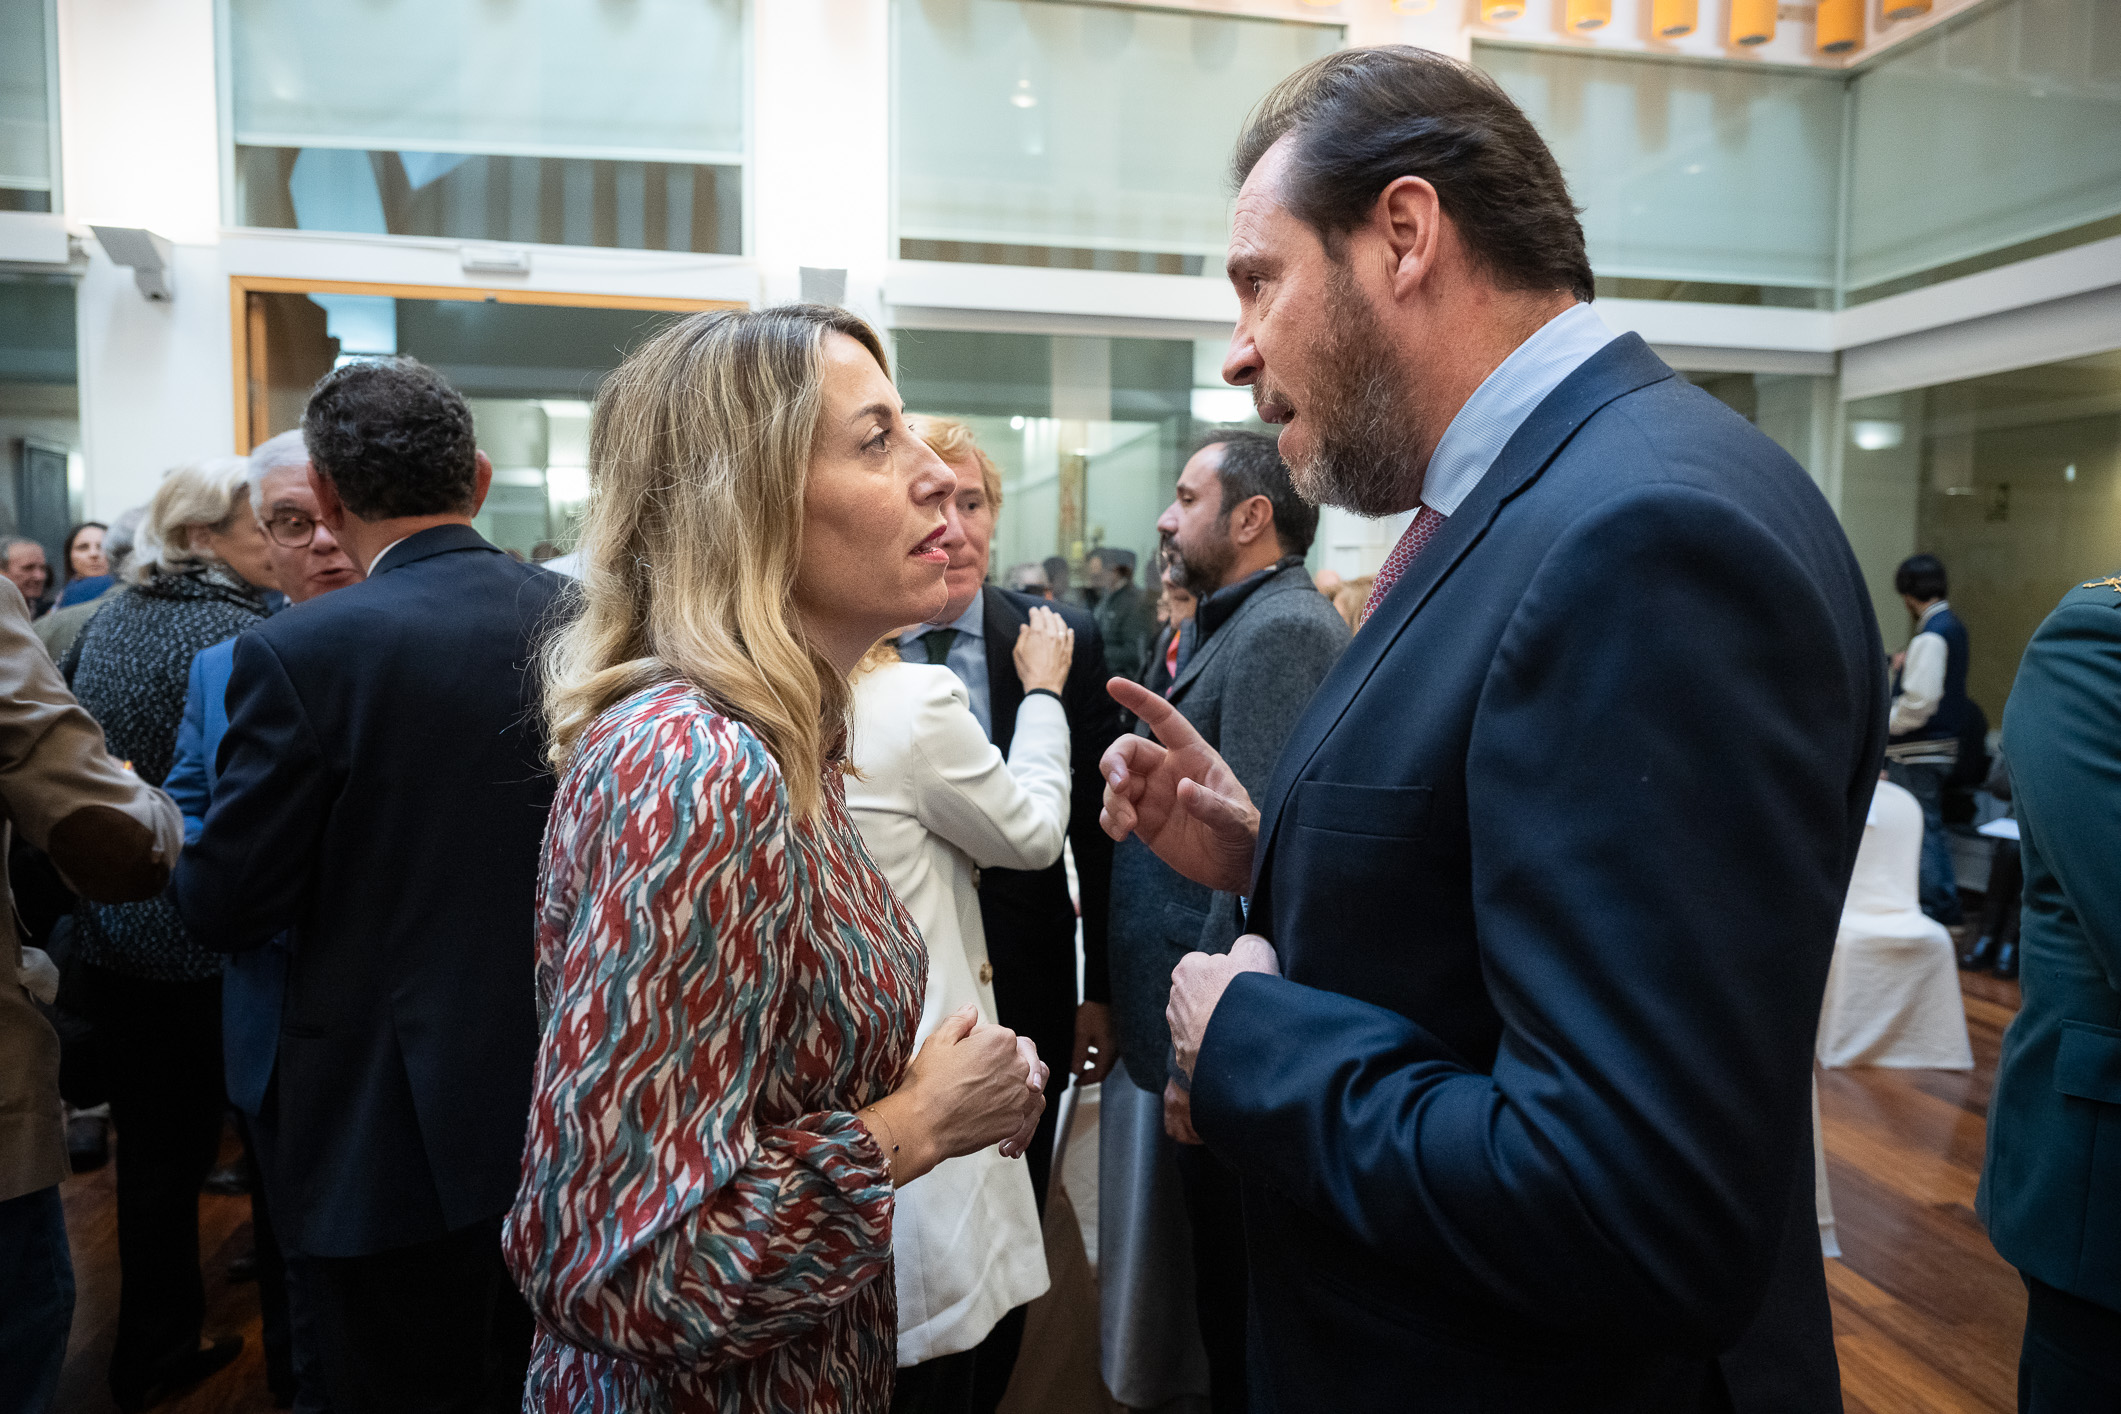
left=862, top=1003, right=1048, bottom=1185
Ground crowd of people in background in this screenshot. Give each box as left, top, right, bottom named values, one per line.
left=3, top=40, right=2116, bottom=1414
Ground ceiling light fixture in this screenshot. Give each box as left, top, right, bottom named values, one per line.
left=1649, top=0, right=1698, bottom=37
left=1729, top=0, right=1776, bottom=46
left=1816, top=0, right=1862, bottom=52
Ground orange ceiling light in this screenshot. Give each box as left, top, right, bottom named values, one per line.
left=1479, top=0, right=1526, bottom=22
left=1649, top=0, right=1698, bottom=38
left=1566, top=0, right=1612, bottom=30
left=1816, top=0, right=1863, bottom=52
left=1390, top=0, right=1439, bottom=12
left=1729, top=0, right=1776, bottom=46
left=1885, top=0, right=1934, bottom=18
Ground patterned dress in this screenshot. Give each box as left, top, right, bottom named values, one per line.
left=505, top=682, right=928, bottom=1413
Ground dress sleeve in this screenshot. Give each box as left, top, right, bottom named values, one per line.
left=908, top=671, right=1070, bottom=872
left=504, top=714, right=895, bottom=1372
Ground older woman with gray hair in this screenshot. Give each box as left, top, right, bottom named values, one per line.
left=63, top=456, right=280, bottom=1411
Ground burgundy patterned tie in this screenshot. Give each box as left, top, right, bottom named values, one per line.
left=1359, top=504, right=1447, bottom=628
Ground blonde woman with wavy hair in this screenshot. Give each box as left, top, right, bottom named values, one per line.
left=505, top=305, right=1049, bottom=1414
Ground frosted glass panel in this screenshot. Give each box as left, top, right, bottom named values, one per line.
left=0, top=0, right=52, bottom=194
left=897, top=0, right=1341, bottom=257
left=230, top=0, right=745, bottom=161
left=1479, top=46, right=1841, bottom=293
left=1847, top=0, right=2121, bottom=293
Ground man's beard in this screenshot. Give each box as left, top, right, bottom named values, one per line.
left=1263, top=266, right=1425, bottom=518
left=1159, top=526, right=1234, bottom=597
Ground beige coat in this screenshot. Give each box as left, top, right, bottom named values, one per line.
left=0, top=583, right=183, bottom=1203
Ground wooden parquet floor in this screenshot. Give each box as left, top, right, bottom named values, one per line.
left=52, top=973, right=2028, bottom=1414
left=1822, top=969, right=2025, bottom=1414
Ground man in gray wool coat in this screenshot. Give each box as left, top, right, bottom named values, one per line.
left=1098, top=430, right=1349, bottom=1412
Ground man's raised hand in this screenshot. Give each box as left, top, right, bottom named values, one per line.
left=1100, top=677, right=1258, bottom=895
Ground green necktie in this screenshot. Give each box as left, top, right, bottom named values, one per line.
left=919, top=628, right=960, bottom=666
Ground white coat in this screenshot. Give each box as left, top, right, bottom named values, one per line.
left=845, top=660, right=1069, bottom=1365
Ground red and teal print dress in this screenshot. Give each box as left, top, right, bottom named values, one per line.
left=504, top=683, right=928, bottom=1412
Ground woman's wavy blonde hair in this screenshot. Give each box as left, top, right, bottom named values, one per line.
left=541, top=304, right=893, bottom=819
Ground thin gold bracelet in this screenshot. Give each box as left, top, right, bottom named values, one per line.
left=859, top=1105, right=901, bottom=1179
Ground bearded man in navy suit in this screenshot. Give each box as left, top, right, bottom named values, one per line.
left=1101, top=48, right=1883, bottom=1413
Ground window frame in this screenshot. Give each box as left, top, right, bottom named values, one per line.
left=212, top=0, right=755, bottom=258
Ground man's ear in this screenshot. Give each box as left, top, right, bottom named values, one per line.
left=469, top=451, right=493, bottom=516
left=307, top=464, right=346, bottom=533
left=1229, top=493, right=1275, bottom=550
left=1376, top=175, right=1444, bottom=301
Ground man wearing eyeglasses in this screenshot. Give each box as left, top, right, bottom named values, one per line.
left=161, top=427, right=361, bottom=1414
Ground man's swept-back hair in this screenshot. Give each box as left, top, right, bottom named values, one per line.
left=1232, top=46, right=1594, bottom=303
left=302, top=357, right=479, bottom=519
left=541, top=304, right=891, bottom=820
left=1199, top=431, right=1321, bottom=558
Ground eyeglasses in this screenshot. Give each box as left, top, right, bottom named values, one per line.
left=264, top=510, right=317, bottom=548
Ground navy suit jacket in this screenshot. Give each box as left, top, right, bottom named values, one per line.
left=1190, top=336, right=1884, bottom=1412
left=174, top=524, right=565, bottom=1259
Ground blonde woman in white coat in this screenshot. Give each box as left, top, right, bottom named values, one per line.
left=847, top=604, right=1075, bottom=1412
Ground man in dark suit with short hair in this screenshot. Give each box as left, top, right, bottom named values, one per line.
left=175, top=357, right=563, bottom=1414
left=1103, top=48, right=1881, bottom=1412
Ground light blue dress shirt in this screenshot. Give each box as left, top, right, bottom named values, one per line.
left=899, top=592, right=991, bottom=738
left=1419, top=301, right=1619, bottom=519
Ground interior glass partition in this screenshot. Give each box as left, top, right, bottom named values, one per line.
left=895, top=0, right=1340, bottom=274
left=1476, top=45, right=1842, bottom=309
left=1478, top=0, right=2121, bottom=310
left=1845, top=0, right=2121, bottom=303
left=225, top=0, right=747, bottom=253
left=0, top=0, right=57, bottom=211
left=1842, top=350, right=2121, bottom=718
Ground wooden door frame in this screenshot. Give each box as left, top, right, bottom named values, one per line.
left=229, top=276, right=742, bottom=452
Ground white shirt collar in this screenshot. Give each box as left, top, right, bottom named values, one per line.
left=1421, top=302, right=1619, bottom=519
left=367, top=534, right=414, bottom=575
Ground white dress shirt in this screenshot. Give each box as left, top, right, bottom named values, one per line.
left=844, top=661, right=1065, bottom=1364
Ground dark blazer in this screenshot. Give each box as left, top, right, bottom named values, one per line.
left=173, top=524, right=564, bottom=1259
left=1189, top=336, right=1883, bottom=1413
left=1109, top=563, right=1347, bottom=1093
left=1979, top=575, right=2121, bottom=1313
left=977, top=585, right=1120, bottom=1101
